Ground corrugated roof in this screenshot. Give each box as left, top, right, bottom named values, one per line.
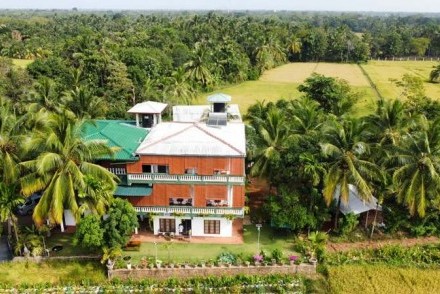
left=334, top=185, right=382, bottom=215
left=136, top=122, right=246, bottom=157
left=207, top=93, right=232, bottom=103
left=114, top=185, right=152, bottom=197
left=127, top=101, right=168, bottom=114
left=82, top=120, right=148, bottom=161
left=173, top=104, right=242, bottom=122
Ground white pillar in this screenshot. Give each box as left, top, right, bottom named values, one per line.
left=60, top=220, right=64, bottom=233
left=227, top=185, right=233, bottom=207
left=136, top=114, right=140, bottom=127
left=134, top=227, right=138, bottom=234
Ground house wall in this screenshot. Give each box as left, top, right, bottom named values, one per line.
left=126, top=155, right=245, bottom=176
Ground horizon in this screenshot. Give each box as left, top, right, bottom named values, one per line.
left=1, top=1, right=439, bottom=13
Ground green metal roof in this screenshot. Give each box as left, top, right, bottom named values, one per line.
left=81, top=120, right=148, bottom=161
left=114, top=185, right=152, bottom=197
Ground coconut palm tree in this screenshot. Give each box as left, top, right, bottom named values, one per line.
left=366, top=99, right=407, bottom=147
left=63, top=86, right=106, bottom=119
left=20, top=111, right=118, bottom=228
left=321, top=118, right=383, bottom=228
left=429, top=64, right=440, bottom=83
left=184, top=42, right=213, bottom=89
left=388, top=116, right=440, bottom=217
left=0, top=97, right=26, bottom=241
left=248, top=107, right=290, bottom=178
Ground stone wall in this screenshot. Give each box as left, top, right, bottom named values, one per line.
left=108, top=263, right=316, bottom=280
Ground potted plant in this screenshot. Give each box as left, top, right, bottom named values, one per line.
left=309, top=256, right=318, bottom=266
left=156, top=259, right=163, bottom=269
left=123, top=256, right=132, bottom=269
left=245, top=260, right=250, bottom=267
left=200, top=260, right=206, bottom=268
left=289, top=255, right=299, bottom=266
left=253, top=254, right=263, bottom=266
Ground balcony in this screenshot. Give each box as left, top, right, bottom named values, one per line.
left=134, top=206, right=244, bottom=217
left=127, top=173, right=245, bottom=185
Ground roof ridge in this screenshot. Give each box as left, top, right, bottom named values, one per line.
left=193, top=123, right=244, bottom=156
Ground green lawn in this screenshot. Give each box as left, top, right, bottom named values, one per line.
left=125, top=225, right=299, bottom=264
left=45, top=232, right=99, bottom=257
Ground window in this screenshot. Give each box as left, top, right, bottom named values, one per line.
left=157, top=165, right=168, bottom=174
left=185, top=168, right=197, bottom=174
left=204, top=220, right=220, bottom=234
left=141, top=164, right=169, bottom=174
left=159, top=218, right=175, bottom=233
left=142, top=165, right=152, bottom=173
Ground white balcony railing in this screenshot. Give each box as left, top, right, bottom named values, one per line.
left=135, top=206, right=244, bottom=216
left=107, top=167, right=127, bottom=175
left=127, top=173, right=245, bottom=185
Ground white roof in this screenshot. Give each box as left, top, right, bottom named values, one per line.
left=173, top=104, right=242, bottom=122
left=207, top=93, right=232, bottom=103
left=136, top=122, right=246, bottom=157
left=334, top=185, right=382, bottom=215
left=127, top=101, right=168, bottom=114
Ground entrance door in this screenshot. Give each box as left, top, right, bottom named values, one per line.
left=181, top=219, right=192, bottom=235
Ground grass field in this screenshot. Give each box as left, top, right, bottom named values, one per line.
left=200, top=61, right=439, bottom=115
left=11, top=58, right=33, bottom=68
left=327, top=264, right=440, bottom=294
left=361, top=60, right=440, bottom=100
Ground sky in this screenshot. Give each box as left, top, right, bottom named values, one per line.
left=0, top=0, right=439, bottom=13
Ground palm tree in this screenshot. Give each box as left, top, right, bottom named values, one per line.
left=429, top=64, right=440, bottom=83
left=0, top=182, right=23, bottom=242
left=287, top=36, right=302, bottom=61
left=165, top=67, right=195, bottom=105
left=248, top=107, right=290, bottom=178
left=0, top=98, right=26, bottom=241
left=366, top=99, right=407, bottom=146
left=64, top=86, right=106, bottom=119
left=321, top=118, right=383, bottom=228
left=388, top=116, right=440, bottom=217
left=184, top=42, right=213, bottom=89
left=28, top=78, right=61, bottom=113
left=288, top=97, right=323, bottom=140
left=20, top=111, right=118, bottom=228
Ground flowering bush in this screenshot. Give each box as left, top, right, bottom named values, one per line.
left=253, top=254, right=263, bottom=262
left=289, top=255, right=299, bottom=262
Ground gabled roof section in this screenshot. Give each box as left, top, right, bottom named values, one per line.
left=136, top=122, right=246, bottom=157
left=82, top=120, right=149, bottom=161
left=334, top=185, right=382, bottom=215
left=127, top=101, right=168, bottom=114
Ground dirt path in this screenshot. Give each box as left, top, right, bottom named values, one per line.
left=327, top=236, right=440, bottom=253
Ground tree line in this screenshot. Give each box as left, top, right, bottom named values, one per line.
left=0, top=11, right=440, bottom=117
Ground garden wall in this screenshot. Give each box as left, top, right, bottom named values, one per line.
left=108, top=263, right=316, bottom=280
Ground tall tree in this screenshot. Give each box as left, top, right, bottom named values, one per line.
left=321, top=118, right=383, bottom=228
left=20, top=111, right=118, bottom=227
left=389, top=116, right=440, bottom=217
left=430, top=64, right=440, bottom=83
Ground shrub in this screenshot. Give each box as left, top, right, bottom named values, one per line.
left=271, top=248, right=283, bottom=263
left=338, top=213, right=359, bottom=236
left=216, top=252, right=236, bottom=265
left=73, top=214, right=104, bottom=249
left=102, top=199, right=138, bottom=248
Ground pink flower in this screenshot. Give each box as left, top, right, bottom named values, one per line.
left=253, top=254, right=263, bottom=262
left=289, top=255, right=299, bottom=261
